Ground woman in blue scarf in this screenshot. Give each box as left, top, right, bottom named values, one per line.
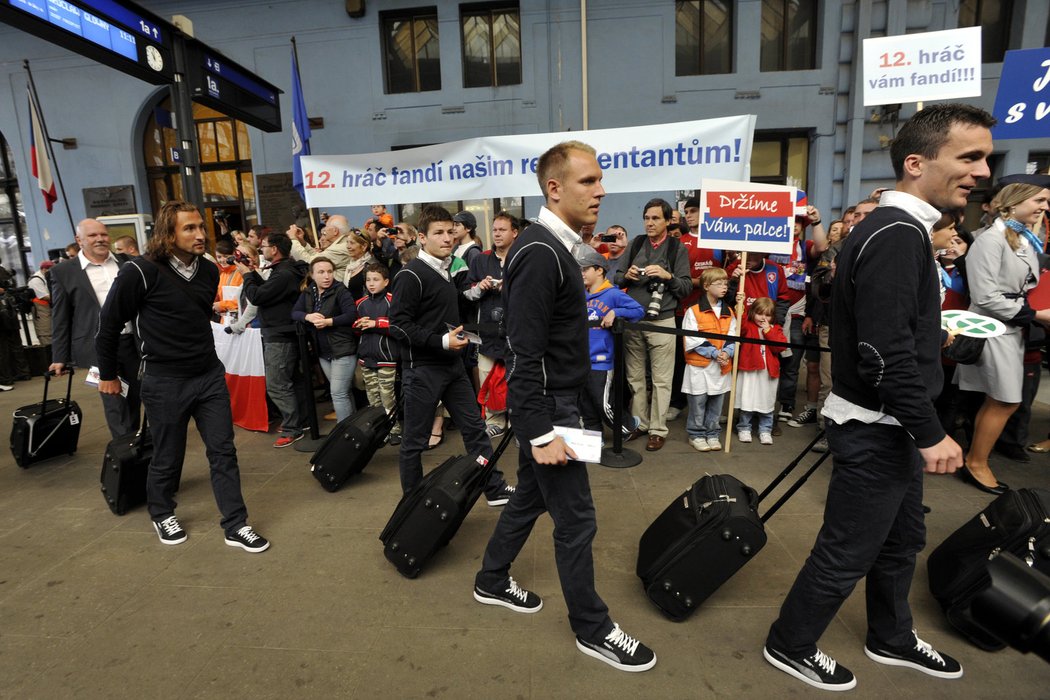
left=954, top=182, right=1050, bottom=493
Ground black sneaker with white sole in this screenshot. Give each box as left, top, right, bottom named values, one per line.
left=576, top=623, right=656, bottom=672
left=473, top=577, right=543, bottom=613
left=486, top=483, right=515, bottom=507
left=763, top=645, right=856, bottom=691
left=224, top=525, right=270, bottom=553
left=864, top=632, right=963, bottom=679
left=153, top=515, right=187, bottom=545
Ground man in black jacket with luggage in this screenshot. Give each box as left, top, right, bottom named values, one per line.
left=96, top=201, right=267, bottom=553
left=389, top=205, right=513, bottom=504
left=762, top=104, right=995, bottom=691
left=473, top=141, right=656, bottom=673
left=239, top=232, right=308, bottom=448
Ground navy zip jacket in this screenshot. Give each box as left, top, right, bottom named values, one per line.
left=504, top=222, right=590, bottom=442
left=830, top=204, right=945, bottom=448
left=356, top=291, right=399, bottom=368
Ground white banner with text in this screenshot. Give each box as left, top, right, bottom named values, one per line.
left=300, top=116, right=757, bottom=208
left=863, top=27, right=982, bottom=107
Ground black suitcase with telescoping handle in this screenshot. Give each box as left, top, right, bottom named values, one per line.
left=100, top=414, right=152, bottom=515
left=926, top=487, right=1050, bottom=650
left=310, top=405, right=397, bottom=492
left=380, top=430, right=514, bottom=578
left=10, top=369, right=82, bottom=467
left=636, top=432, right=830, bottom=621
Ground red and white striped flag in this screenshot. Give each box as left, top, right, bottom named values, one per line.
left=28, top=88, right=56, bottom=213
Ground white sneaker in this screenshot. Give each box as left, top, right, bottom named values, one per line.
left=666, top=407, right=681, bottom=421
left=706, top=437, right=722, bottom=451
left=759, top=433, right=773, bottom=445
left=689, top=437, right=710, bottom=452
left=737, top=430, right=752, bottom=443
left=0, top=384, right=13, bottom=392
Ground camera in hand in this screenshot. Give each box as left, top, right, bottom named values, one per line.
left=599, top=233, right=617, bottom=243
left=225, top=249, right=251, bottom=266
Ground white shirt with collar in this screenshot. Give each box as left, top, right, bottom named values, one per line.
left=169, top=254, right=200, bottom=281
left=79, top=250, right=132, bottom=335
left=417, top=248, right=453, bottom=281
left=822, top=189, right=941, bottom=429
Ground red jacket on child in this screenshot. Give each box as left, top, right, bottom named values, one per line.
left=736, top=317, right=787, bottom=378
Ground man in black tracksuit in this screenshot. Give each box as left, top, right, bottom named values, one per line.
left=473, top=142, right=655, bottom=673
left=389, top=206, right=511, bottom=504
left=96, top=201, right=267, bottom=553
left=763, top=105, right=996, bottom=691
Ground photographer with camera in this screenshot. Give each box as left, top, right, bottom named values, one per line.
left=612, top=199, right=691, bottom=451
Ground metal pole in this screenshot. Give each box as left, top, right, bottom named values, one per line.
left=724, top=251, right=747, bottom=454
left=24, top=61, right=76, bottom=236
left=580, top=0, right=589, bottom=130
left=170, top=37, right=204, bottom=209
left=292, top=36, right=320, bottom=248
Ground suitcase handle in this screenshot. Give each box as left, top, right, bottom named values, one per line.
left=489, top=429, right=515, bottom=464
left=757, top=430, right=830, bottom=524
left=41, top=368, right=75, bottom=417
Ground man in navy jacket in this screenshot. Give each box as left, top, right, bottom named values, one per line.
left=473, top=141, right=656, bottom=673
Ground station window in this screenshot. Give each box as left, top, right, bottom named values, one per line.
left=675, top=0, right=732, bottom=76
left=959, top=0, right=1013, bottom=63
left=0, top=133, right=29, bottom=282
left=143, top=100, right=256, bottom=243
left=760, top=0, right=817, bottom=72
left=750, top=132, right=809, bottom=193
left=461, top=3, right=522, bottom=88
left=381, top=7, right=441, bottom=94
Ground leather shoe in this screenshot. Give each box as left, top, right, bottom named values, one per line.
left=994, top=442, right=1031, bottom=463
left=645, top=435, right=666, bottom=452
left=625, top=428, right=646, bottom=443
left=957, top=466, right=1009, bottom=495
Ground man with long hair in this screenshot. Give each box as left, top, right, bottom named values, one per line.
left=96, top=201, right=268, bottom=553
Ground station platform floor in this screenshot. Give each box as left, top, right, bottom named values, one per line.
left=2, top=373, right=1049, bottom=699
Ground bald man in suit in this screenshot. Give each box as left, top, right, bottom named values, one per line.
left=49, top=218, right=141, bottom=438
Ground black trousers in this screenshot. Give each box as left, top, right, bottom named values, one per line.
left=139, top=364, right=249, bottom=535
left=476, top=392, right=612, bottom=642
left=100, top=333, right=142, bottom=439
left=766, top=419, right=925, bottom=657
left=398, top=362, right=503, bottom=495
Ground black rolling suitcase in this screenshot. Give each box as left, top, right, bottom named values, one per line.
left=927, top=488, right=1050, bottom=650
left=637, top=432, right=830, bottom=621
left=380, top=430, right=514, bottom=578
left=100, top=416, right=152, bottom=515
left=310, top=406, right=396, bottom=492
left=10, top=369, right=82, bottom=467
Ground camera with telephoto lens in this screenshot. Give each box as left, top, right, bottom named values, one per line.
left=645, top=278, right=666, bottom=318
left=225, top=249, right=251, bottom=266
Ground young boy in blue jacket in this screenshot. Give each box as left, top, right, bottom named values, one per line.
left=578, top=247, right=644, bottom=436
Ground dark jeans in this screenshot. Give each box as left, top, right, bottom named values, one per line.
left=262, top=339, right=306, bottom=435
left=670, top=314, right=687, bottom=411
left=776, top=318, right=810, bottom=410
left=476, top=392, right=612, bottom=641
left=399, top=362, right=503, bottom=495
left=139, top=364, right=249, bottom=534
left=100, top=333, right=142, bottom=439
left=766, top=419, right=925, bottom=658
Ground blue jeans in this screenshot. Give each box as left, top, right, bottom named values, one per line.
left=737, top=410, right=774, bottom=435
left=319, top=354, right=357, bottom=423
left=686, top=392, right=724, bottom=439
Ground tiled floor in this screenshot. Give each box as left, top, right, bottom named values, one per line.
left=2, top=375, right=1049, bottom=698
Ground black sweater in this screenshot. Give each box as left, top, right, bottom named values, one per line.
left=97, top=256, right=219, bottom=379
left=830, top=205, right=944, bottom=448
left=504, top=223, right=590, bottom=442
left=389, top=257, right=462, bottom=368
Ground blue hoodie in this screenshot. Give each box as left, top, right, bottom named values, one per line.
left=587, top=280, right=645, bottom=370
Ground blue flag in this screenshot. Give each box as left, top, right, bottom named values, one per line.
left=291, top=46, right=311, bottom=201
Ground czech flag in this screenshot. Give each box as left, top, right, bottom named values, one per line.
left=794, top=189, right=808, bottom=217
left=28, top=89, right=56, bottom=213
left=212, top=323, right=269, bottom=431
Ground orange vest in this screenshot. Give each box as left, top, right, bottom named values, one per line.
left=684, top=304, right=734, bottom=374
